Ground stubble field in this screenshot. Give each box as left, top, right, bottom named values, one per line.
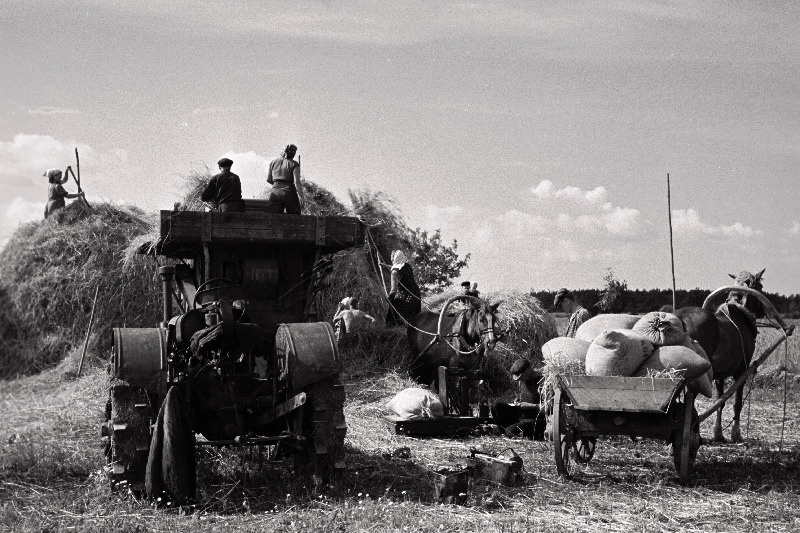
left=0, top=319, right=798, bottom=532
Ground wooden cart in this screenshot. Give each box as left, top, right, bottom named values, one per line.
left=552, top=375, right=699, bottom=484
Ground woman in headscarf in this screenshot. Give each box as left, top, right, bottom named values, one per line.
left=386, top=250, right=421, bottom=326
left=44, top=169, right=84, bottom=219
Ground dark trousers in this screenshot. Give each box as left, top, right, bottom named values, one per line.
left=268, top=188, right=301, bottom=214
left=219, top=200, right=245, bottom=213
left=491, top=400, right=546, bottom=440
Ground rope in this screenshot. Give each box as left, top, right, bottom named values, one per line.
left=363, top=227, right=486, bottom=355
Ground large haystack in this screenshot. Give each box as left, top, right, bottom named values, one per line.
left=0, top=202, right=160, bottom=378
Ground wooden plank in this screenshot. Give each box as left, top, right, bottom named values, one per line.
left=157, top=210, right=364, bottom=256
left=558, top=375, right=683, bottom=412
left=383, top=415, right=493, bottom=437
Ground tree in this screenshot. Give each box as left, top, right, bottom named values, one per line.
left=596, top=269, right=628, bottom=313
left=409, top=228, right=470, bottom=295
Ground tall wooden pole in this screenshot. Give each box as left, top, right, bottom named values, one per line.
left=667, top=173, right=677, bottom=310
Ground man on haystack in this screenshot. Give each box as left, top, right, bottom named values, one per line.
left=554, top=288, right=592, bottom=338
left=491, top=358, right=546, bottom=440
left=201, top=157, right=244, bottom=212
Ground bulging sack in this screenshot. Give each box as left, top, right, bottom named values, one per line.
left=585, top=329, right=654, bottom=377
left=574, top=314, right=640, bottom=342
left=542, top=337, right=591, bottom=365
left=632, top=312, right=685, bottom=346
left=632, top=345, right=712, bottom=381
left=680, top=333, right=714, bottom=398
left=385, top=388, right=445, bottom=420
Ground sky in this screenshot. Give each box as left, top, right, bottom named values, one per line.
left=2, top=1, right=798, bottom=295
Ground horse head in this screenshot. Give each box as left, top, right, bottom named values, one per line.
left=462, top=299, right=502, bottom=354
left=727, top=268, right=766, bottom=319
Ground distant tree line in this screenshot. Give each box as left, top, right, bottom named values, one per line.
left=530, top=287, right=800, bottom=318
left=531, top=269, right=800, bottom=317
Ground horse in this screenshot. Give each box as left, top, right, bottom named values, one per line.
left=406, top=296, right=502, bottom=389
left=675, top=269, right=769, bottom=443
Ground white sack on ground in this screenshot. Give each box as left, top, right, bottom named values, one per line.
left=385, top=388, right=445, bottom=420
left=632, top=312, right=685, bottom=346
left=542, top=337, right=591, bottom=365
left=585, top=329, right=654, bottom=377
left=632, top=345, right=712, bottom=381
left=574, top=314, right=641, bottom=342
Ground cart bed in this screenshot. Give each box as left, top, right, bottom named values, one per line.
left=557, top=375, right=684, bottom=414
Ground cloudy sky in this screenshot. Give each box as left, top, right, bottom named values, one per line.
left=2, top=1, right=798, bottom=295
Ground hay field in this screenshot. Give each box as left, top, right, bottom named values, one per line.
left=2, top=337, right=799, bottom=532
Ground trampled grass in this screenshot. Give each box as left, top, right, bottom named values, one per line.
left=2, top=338, right=799, bottom=532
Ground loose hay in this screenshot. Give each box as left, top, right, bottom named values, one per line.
left=0, top=202, right=160, bottom=379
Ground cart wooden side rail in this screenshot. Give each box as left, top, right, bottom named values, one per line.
left=553, top=375, right=698, bottom=484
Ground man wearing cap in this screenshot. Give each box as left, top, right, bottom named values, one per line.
left=490, top=358, right=546, bottom=440
left=201, top=158, right=244, bottom=212
left=554, top=288, right=591, bottom=338
left=267, top=144, right=305, bottom=214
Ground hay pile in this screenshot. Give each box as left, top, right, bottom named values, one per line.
left=0, top=202, right=160, bottom=379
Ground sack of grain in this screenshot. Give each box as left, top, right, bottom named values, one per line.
left=632, top=311, right=685, bottom=346
left=632, top=345, right=712, bottom=381
left=585, top=329, right=654, bottom=377
left=385, top=388, right=445, bottom=420
left=680, top=333, right=714, bottom=397
left=574, top=314, right=640, bottom=342
left=542, top=336, right=591, bottom=365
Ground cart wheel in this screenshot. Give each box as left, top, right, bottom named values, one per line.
left=672, top=392, right=699, bottom=484
left=553, top=389, right=576, bottom=478
left=573, top=437, right=596, bottom=464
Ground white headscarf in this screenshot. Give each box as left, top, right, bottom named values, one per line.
left=44, top=169, right=63, bottom=182
left=391, top=250, right=407, bottom=270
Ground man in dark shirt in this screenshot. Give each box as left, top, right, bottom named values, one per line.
left=201, top=158, right=244, bottom=212
left=491, top=358, right=546, bottom=440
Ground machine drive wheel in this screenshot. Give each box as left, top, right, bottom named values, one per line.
left=553, top=389, right=577, bottom=478
left=104, top=380, right=157, bottom=495
left=672, top=397, right=700, bottom=484
left=295, top=377, right=347, bottom=484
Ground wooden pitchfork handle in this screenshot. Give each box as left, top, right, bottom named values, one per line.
left=65, top=166, right=91, bottom=208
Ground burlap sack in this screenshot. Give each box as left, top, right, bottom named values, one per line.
left=385, top=388, right=445, bottom=420
left=542, top=337, right=591, bottom=365
left=632, top=345, right=712, bottom=381
left=632, top=311, right=685, bottom=346
left=585, top=329, right=654, bottom=377
left=680, top=333, right=714, bottom=397
left=574, top=314, right=640, bottom=342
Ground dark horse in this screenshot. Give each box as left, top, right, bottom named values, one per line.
left=407, top=296, right=501, bottom=389
left=675, top=269, right=773, bottom=443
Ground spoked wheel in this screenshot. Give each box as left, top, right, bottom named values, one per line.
left=573, top=437, right=597, bottom=464
left=672, top=391, right=699, bottom=484
left=553, top=389, right=577, bottom=478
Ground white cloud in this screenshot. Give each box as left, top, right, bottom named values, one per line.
left=5, top=197, right=44, bottom=226
left=672, top=209, right=762, bottom=238
left=530, top=180, right=607, bottom=206
left=28, top=106, right=79, bottom=115
left=217, top=151, right=272, bottom=198
left=789, top=221, right=800, bottom=236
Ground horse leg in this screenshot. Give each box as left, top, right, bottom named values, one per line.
left=713, top=378, right=727, bottom=443
left=730, top=375, right=745, bottom=443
